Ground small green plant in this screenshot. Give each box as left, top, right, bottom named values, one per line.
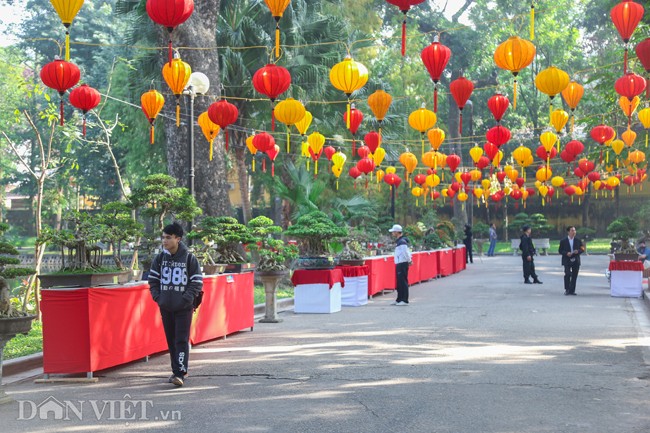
left=284, top=211, right=348, bottom=256
left=189, top=217, right=255, bottom=264
left=404, top=222, right=426, bottom=249
left=607, top=217, right=639, bottom=253
left=0, top=223, right=36, bottom=317
left=248, top=216, right=298, bottom=272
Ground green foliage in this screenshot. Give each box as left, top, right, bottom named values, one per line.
left=607, top=217, right=639, bottom=252
left=435, top=221, right=456, bottom=248
left=189, top=217, right=255, bottom=264
left=404, top=222, right=426, bottom=248
left=423, top=229, right=444, bottom=250
left=284, top=210, right=348, bottom=256
left=3, top=320, right=42, bottom=360
left=509, top=213, right=554, bottom=237
left=473, top=222, right=490, bottom=239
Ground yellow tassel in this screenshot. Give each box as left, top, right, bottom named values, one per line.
left=513, top=80, right=518, bottom=110
left=542, top=197, right=545, bottom=206
left=549, top=102, right=552, bottom=123
left=307, top=159, right=310, bottom=171
left=176, top=104, right=180, bottom=127
left=65, top=31, right=70, bottom=61
left=530, top=4, right=535, bottom=41
left=346, top=101, right=351, bottom=129
left=416, top=199, right=419, bottom=207
left=275, top=25, right=280, bottom=58
left=336, top=180, right=339, bottom=190
left=607, top=151, right=609, bottom=163
left=315, top=160, right=318, bottom=175
left=570, top=115, right=574, bottom=135
left=646, top=132, right=648, bottom=148
left=209, top=140, right=213, bottom=161
left=286, top=131, right=290, bottom=153
left=421, top=136, right=425, bottom=160
left=252, top=159, right=256, bottom=172
left=150, top=126, right=154, bottom=145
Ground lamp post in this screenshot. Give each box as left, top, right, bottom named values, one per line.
left=183, top=72, right=210, bottom=234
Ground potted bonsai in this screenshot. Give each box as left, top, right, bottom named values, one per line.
left=0, top=223, right=36, bottom=404
left=189, top=216, right=256, bottom=273
left=607, top=216, right=640, bottom=261
left=96, top=202, right=144, bottom=279
left=338, top=240, right=366, bottom=266
left=284, top=210, right=348, bottom=269
left=248, top=216, right=298, bottom=323
left=36, top=211, right=132, bottom=288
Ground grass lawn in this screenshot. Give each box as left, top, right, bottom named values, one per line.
left=254, top=285, right=294, bottom=305
left=490, top=238, right=612, bottom=255
left=3, top=320, right=42, bottom=360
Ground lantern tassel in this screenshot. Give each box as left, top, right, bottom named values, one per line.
left=570, top=114, right=574, bottom=135
left=225, top=129, right=229, bottom=152
left=150, top=125, right=155, bottom=145
left=352, top=137, right=356, bottom=157
left=263, top=158, right=266, bottom=172
left=459, top=112, right=463, bottom=135
left=252, top=158, right=255, bottom=172
left=286, top=131, right=290, bottom=153
left=421, top=135, right=425, bottom=160
left=336, top=179, right=339, bottom=190
left=401, top=13, right=407, bottom=56
left=65, top=30, right=70, bottom=62
left=275, top=23, right=280, bottom=58
left=271, top=162, right=275, bottom=177
left=530, top=3, right=535, bottom=41
left=209, top=140, right=213, bottom=161
left=513, top=79, right=518, bottom=110
left=346, top=100, right=351, bottom=128
left=176, top=103, right=180, bottom=127
left=434, top=86, right=438, bottom=113
left=645, top=132, right=648, bottom=148
left=624, top=47, right=628, bottom=74
left=59, top=98, right=64, bottom=126
left=315, top=160, right=318, bottom=175
left=82, top=115, right=86, bottom=137
left=271, top=106, right=275, bottom=131
left=168, top=36, right=173, bottom=66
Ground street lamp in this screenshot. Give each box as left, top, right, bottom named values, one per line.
left=183, top=72, right=210, bottom=233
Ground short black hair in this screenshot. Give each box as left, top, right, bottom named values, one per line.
left=163, top=222, right=184, bottom=238
left=566, top=226, right=575, bottom=232
left=522, top=225, right=530, bottom=232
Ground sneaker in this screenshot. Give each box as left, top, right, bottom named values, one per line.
left=395, top=301, right=409, bottom=306
left=171, top=376, right=184, bottom=387
left=168, top=374, right=175, bottom=383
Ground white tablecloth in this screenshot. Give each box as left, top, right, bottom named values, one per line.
left=294, top=282, right=342, bottom=313
left=341, top=275, right=368, bottom=307
left=610, top=270, right=643, bottom=298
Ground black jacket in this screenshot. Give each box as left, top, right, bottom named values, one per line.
left=559, top=236, right=583, bottom=267
left=148, top=242, right=203, bottom=312
left=519, top=234, right=536, bottom=258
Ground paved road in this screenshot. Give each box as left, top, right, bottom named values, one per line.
left=1, top=254, right=650, bottom=432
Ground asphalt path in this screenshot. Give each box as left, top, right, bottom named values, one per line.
left=1, top=253, right=650, bottom=432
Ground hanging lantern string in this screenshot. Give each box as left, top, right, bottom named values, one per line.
left=64, top=24, right=71, bottom=61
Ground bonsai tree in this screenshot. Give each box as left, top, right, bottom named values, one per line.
left=473, top=222, right=490, bottom=239
left=404, top=222, right=426, bottom=250
left=435, top=221, right=456, bottom=247
left=96, top=202, right=144, bottom=269
left=189, top=217, right=255, bottom=264
left=607, top=216, right=639, bottom=253
left=0, top=223, right=36, bottom=318
left=284, top=211, right=348, bottom=256
left=509, top=212, right=554, bottom=237
left=247, top=216, right=298, bottom=272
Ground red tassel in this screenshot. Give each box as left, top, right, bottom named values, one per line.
left=271, top=107, right=275, bottom=131
left=82, top=115, right=86, bottom=136
left=624, top=47, right=628, bottom=74
left=401, top=16, right=406, bottom=56
left=150, top=125, right=154, bottom=145
left=59, top=99, right=64, bottom=126
left=434, top=86, right=438, bottom=113
left=271, top=162, right=275, bottom=177
left=459, top=112, right=463, bottom=135
left=225, top=129, right=229, bottom=152
left=263, top=158, right=266, bottom=173
left=352, top=137, right=356, bottom=157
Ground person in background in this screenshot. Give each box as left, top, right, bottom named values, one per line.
left=637, top=239, right=650, bottom=270
left=558, top=226, right=583, bottom=295
left=487, top=223, right=498, bottom=257
left=148, top=222, right=203, bottom=387
left=463, top=224, right=473, bottom=264
left=388, top=224, right=411, bottom=306
left=519, top=225, right=542, bottom=284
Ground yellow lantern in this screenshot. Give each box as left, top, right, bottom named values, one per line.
left=434, top=152, right=447, bottom=170
left=330, top=56, right=369, bottom=128
left=371, top=147, right=386, bottom=167
left=376, top=169, right=385, bottom=184
left=536, top=166, right=552, bottom=182
left=611, top=139, right=625, bottom=155
left=540, top=131, right=557, bottom=153
left=246, top=135, right=258, bottom=172
left=332, top=164, right=343, bottom=189
left=473, top=187, right=483, bottom=198
left=198, top=112, right=221, bottom=161
left=470, top=169, right=482, bottom=182
left=638, top=107, right=650, bottom=147
left=492, top=150, right=504, bottom=167
left=386, top=166, right=397, bottom=175
left=49, top=0, right=85, bottom=61
left=561, top=81, right=584, bottom=133
left=274, top=98, right=306, bottom=152
left=412, top=186, right=424, bottom=206
left=621, top=129, right=636, bottom=147
left=308, top=132, right=325, bottom=174
left=454, top=171, right=463, bottom=184
left=331, top=150, right=347, bottom=169
left=367, top=89, right=392, bottom=133
left=550, top=109, right=569, bottom=135
left=295, top=110, right=313, bottom=136
left=457, top=191, right=468, bottom=202
left=427, top=127, right=445, bottom=151
left=505, top=165, right=519, bottom=182
left=551, top=176, right=564, bottom=187
left=422, top=151, right=437, bottom=169
left=481, top=179, right=491, bottom=190
left=399, top=151, right=418, bottom=183
left=425, top=174, right=440, bottom=188
left=538, top=184, right=549, bottom=197
left=493, top=36, right=536, bottom=109
left=140, top=89, right=165, bottom=145
left=469, top=145, right=483, bottom=164
left=162, top=56, right=192, bottom=127
left=408, top=105, right=437, bottom=157
left=534, top=66, right=570, bottom=118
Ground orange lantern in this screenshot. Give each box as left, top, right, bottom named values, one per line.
left=367, top=89, right=392, bottom=134
left=619, top=96, right=640, bottom=128
left=427, top=127, right=445, bottom=151
left=494, top=36, right=536, bottom=109
left=162, top=56, right=192, bottom=127
left=141, top=89, right=165, bottom=145
left=263, top=0, right=291, bottom=58
left=621, top=129, right=636, bottom=147
left=561, top=81, right=584, bottom=134
left=198, top=112, right=221, bottom=161
left=399, top=151, right=418, bottom=184
left=246, top=135, right=258, bottom=172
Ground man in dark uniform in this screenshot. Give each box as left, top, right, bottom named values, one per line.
left=558, top=226, right=583, bottom=295
left=520, top=225, right=542, bottom=284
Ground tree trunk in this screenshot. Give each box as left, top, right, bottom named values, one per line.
left=160, top=0, right=231, bottom=217
left=447, top=70, right=467, bottom=228
left=232, top=131, right=252, bottom=223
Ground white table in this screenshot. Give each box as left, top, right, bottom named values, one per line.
left=294, top=282, right=342, bottom=313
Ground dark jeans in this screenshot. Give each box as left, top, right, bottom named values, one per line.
left=161, top=307, right=193, bottom=377
left=564, top=263, right=579, bottom=294
left=487, top=239, right=496, bottom=256
left=464, top=240, right=473, bottom=263
left=522, top=257, right=538, bottom=282
left=396, top=262, right=409, bottom=303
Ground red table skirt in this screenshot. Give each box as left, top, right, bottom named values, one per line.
left=438, top=249, right=454, bottom=276
left=42, top=273, right=254, bottom=374
left=335, top=265, right=369, bottom=277
left=609, top=261, right=644, bottom=271
left=418, top=251, right=439, bottom=281
left=453, top=246, right=466, bottom=272
left=291, top=269, right=345, bottom=288
left=365, top=256, right=396, bottom=296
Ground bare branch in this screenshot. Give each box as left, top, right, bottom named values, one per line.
left=0, top=130, right=37, bottom=178
left=452, top=0, right=473, bottom=23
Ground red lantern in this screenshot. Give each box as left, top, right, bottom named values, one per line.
left=490, top=191, right=504, bottom=202
left=487, top=93, right=510, bottom=122
left=252, top=64, right=291, bottom=131
left=588, top=172, right=601, bottom=183
left=460, top=172, right=472, bottom=185
left=536, top=145, right=557, bottom=160
left=146, top=0, right=194, bottom=64
left=386, top=0, right=426, bottom=56
left=349, top=166, right=362, bottom=188
left=421, top=41, right=452, bottom=112
left=357, top=145, right=370, bottom=159
left=344, top=106, right=364, bottom=154
left=496, top=171, right=507, bottom=183
left=614, top=72, right=647, bottom=101
left=574, top=167, right=585, bottom=178
left=208, top=99, right=239, bottom=151
left=414, top=173, right=427, bottom=186
left=324, top=146, right=336, bottom=161
left=486, top=125, right=511, bottom=147
left=476, top=155, right=490, bottom=170
left=356, top=157, right=375, bottom=183
left=364, top=131, right=381, bottom=154
left=590, top=125, right=615, bottom=145
left=578, top=159, right=595, bottom=174
left=565, top=140, right=585, bottom=156
left=564, top=185, right=576, bottom=196
left=69, top=84, right=101, bottom=136
left=252, top=132, right=275, bottom=153
left=40, top=59, right=81, bottom=126
left=636, top=38, right=650, bottom=98
left=510, top=189, right=523, bottom=200
left=449, top=76, right=474, bottom=135
left=266, top=144, right=280, bottom=177
left=610, top=0, right=645, bottom=73
left=446, top=154, right=461, bottom=172
left=515, top=177, right=525, bottom=188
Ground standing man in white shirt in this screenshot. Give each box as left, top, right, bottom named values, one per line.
left=389, top=224, right=412, bottom=306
